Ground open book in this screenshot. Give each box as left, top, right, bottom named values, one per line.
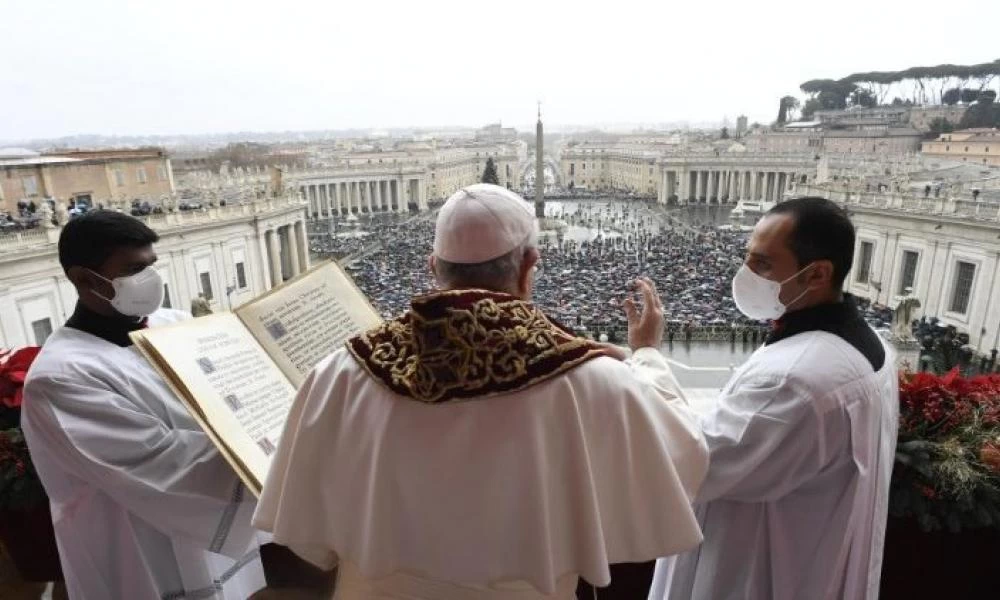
left=131, top=261, right=383, bottom=496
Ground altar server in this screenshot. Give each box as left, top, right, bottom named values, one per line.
left=650, top=197, right=898, bottom=600
left=22, top=211, right=266, bottom=600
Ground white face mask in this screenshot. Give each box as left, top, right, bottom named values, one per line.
left=89, top=266, right=164, bottom=317
left=731, top=263, right=814, bottom=321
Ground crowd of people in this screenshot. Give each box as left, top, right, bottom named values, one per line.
left=313, top=202, right=744, bottom=337
left=309, top=199, right=899, bottom=342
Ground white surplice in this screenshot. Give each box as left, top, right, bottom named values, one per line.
left=649, top=330, right=898, bottom=600
left=21, top=309, right=266, bottom=600
left=253, top=347, right=709, bottom=600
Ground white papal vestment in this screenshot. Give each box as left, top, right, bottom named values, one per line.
left=255, top=346, right=709, bottom=600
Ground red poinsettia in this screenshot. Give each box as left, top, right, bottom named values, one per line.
left=0, top=347, right=41, bottom=409
left=898, top=369, right=1000, bottom=438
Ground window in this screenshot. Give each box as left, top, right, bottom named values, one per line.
left=158, top=165, right=168, bottom=180
left=22, top=175, right=38, bottom=196
left=199, top=272, right=214, bottom=300
left=114, top=169, right=125, bottom=186
left=162, top=283, right=172, bottom=308
left=856, top=241, right=874, bottom=284
left=31, top=318, right=53, bottom=345
left=235, top=261, right=247, bottom=289
left=136, top=167, right=147, bottom=184
left=898, top=251, right=919, bottom=294
left=949, top=261, right=976, bottom=314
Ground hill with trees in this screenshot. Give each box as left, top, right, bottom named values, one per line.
left=786, top=59, right=1000, bottom=129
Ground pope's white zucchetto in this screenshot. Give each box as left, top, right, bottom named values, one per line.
left=433, top=184, right=538, bottom=264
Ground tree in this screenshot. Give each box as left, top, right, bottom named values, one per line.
left=928, top=118, right=954, bottom=137
left=851, top=89, right=877, bottom=108
left=943, top=87, right=963, bottom=105
left=481, top=157, right=499, bottom=185
left=776, top=95, right=800, bottom=124
left=801, top=98, right=822, bottom=119
left=959, top=93, right=1000, bottom=129
left=960, top=88, right=981, bottom=104
left=720, top=127, right=730, bottom=139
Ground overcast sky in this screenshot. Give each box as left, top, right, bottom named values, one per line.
left=3, top=0, right=999, bottom=141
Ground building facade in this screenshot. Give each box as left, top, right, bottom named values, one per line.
left=558, top=142, right=821, bottom=205
left=0, top=193, right=309, bottom=349
left=0, top=148, right=175, bottom=214
left=908, top=105, right=969, bottom=132
left=559, top=145, right=660, bottom=196
left=744, top=127, right=922, bottom=155
left=812, top=105, right=968, bottom=133
left=180, top=142, right=523, bottom=218
left=922, top=129, right=1000, bottom=167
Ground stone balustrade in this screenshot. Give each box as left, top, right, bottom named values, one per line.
left=795, top=183, right=1000, bottom=222
left=0, top=193, right=307, bottom=257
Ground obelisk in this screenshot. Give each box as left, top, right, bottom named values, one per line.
left=534, top=102, right=545, bottom=218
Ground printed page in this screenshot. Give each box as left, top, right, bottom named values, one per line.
left=235, top=261, right=383, bottom=387
left=131, top=313, right=296, bottom=496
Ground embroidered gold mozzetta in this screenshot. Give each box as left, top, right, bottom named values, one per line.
left=347, top=289, right=616, bottom=403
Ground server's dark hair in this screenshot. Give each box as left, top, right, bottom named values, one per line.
left=58, top=210, right=159, bottom=273
left=767, top=197, right=855, bottom=289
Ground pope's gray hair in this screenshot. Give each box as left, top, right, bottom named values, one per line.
left=435, top=232, right=537, bottom=292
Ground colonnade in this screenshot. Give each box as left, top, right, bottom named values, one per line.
left=260, top=220, right=309, bottom=289
left=299, top=177, right=427, bottom=218
left=660, top=169, right=806, bottom=204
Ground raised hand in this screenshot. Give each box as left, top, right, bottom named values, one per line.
left=622, top=277, right=664, bottom=350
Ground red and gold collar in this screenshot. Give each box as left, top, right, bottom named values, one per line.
left=346, top=289, right=615, bottom=403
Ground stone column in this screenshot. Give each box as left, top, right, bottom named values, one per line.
left=398, top=177, right=407, bottom=213
left=258, top=231, right=272, bottom=290
left=729, top=170, right=737, bottom=202
left=694, top=170, right=702, bottom=201
left=365, top=181, right=374, bottom=212
left=267, top=228, right=282, bottom=285
left=295, top=220, right=310, bottom=271
left=374, top=180, right=382, bottom=211
left=286, top=225, right=301, bottom=276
